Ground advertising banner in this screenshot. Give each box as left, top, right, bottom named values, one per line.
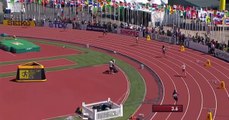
left=44, top=21, right=73, bottom=29
left=120, top=28, right=139, bottom=37
left=3, top=20, right=36, bottom=27
left=86, top=25, right=107, bottom=32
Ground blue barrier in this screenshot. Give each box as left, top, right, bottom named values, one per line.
left=151, top=33, right=228, bottom=62
left=43, top=21, right=72, bottom=29
left=214, top=49, right=229, bottom=62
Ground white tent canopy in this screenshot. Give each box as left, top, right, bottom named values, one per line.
left=118, top=0, right=168, bottom=5
left=150, top=0, right=168, bottom=5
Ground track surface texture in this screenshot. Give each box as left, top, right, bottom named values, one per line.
left=0, top=65, right=128, bottom=120
left=1, top=25, right=229, bottom=120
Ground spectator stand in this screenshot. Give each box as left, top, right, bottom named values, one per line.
left=150, top=30, right=229, bottom=62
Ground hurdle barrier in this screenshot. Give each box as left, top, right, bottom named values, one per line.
left=207, top=111, right=213, bottom=120
left=180, top=45, right=185, bottom=52
left=218, top=81, right=226, bottom=89
left=146, top=35, right=151, bottom=41
left=205, top=59, right=212, bottom=67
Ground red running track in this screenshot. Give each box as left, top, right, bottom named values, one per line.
left=0, top=42, right=79, bottom=62
left=0, top=58, right=75, bottom=74
left=1, top=25, right=229, bottom=120
left=92, top=48, right=161, bottom=120
left=0, top=65, right=128, bottom=120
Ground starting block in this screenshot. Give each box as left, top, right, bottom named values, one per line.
left=205, top=59, right=211, bottom=67
left=180, top=45, right=185, bottom=52
left=218, top=81, right=226, bottom=89
left=207, top=111, right=213, bottom=120
left=146, top=35, right=151, bottom=41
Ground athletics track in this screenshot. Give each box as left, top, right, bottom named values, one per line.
left=0, top=25, right=229, bottom=120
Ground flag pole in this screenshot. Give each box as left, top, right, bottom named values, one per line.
left=101, top=3, right=103, bottom=23
left=81, top=2, right=84, bottom=22
left=201, top=18, right=204, bottom=32
left=118, top=4, right=120, bottom=26
left=53, top=2, right=55, bottom=20
left=109, top=4, right=111, bottom=23
left=178, top=10, right=181, bottom=28
left=38, top=1, right=40, bottom=21
left=114, top=5, right=116, bottom=23
left=128, top=6, right=129, bottom=24
left=185, top=13, right=187, bottom=35
left=91, top=1, right=93, bottom=24
left=69, top=3, right=71, bottom=20
left=105, top=4, right=107, bottom=24
left=88, top=2, right=90, bottom=23
left=136, top=8, right=138, bottom=26
left=223, top=17, right=225, bottom=43
left=165, top=7, right=168, bottom=26
left=111, top=4, right=112, bottom=23
left=97, top=2, right=99, bottom=24
left=96, top=0, right=98, bottom=24
left=35, top=1, right=37, bottom=20
left=122, top=5, right=124, bottom=24
left=24, top=1, right=26, bottom=20
left=219, top=24, right=221, bottom=43
left=198, top=15, right=200, bottom=32
left=43, top=0, right=45, bottom=21
left=33, top=1, right=39, bottom=15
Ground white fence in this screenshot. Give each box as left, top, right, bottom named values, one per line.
left=82, top=98, right=123, bottom=120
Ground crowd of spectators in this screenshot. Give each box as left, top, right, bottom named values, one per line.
left=152, top=25, right=229, bottom=53
left=189, top=32, right=228, bottom=53
left=2, top=11, right=228, bottom=54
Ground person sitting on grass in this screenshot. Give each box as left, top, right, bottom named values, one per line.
left=112, top=59, right=118, bottom=73
left=109, top=59, right=114, bottom=74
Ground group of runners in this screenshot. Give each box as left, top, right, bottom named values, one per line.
left=135, top=35, right=187, bottom=104
left=162, top=45, right=186, bottom=104
left=104, top=32, right=187, bottom=104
